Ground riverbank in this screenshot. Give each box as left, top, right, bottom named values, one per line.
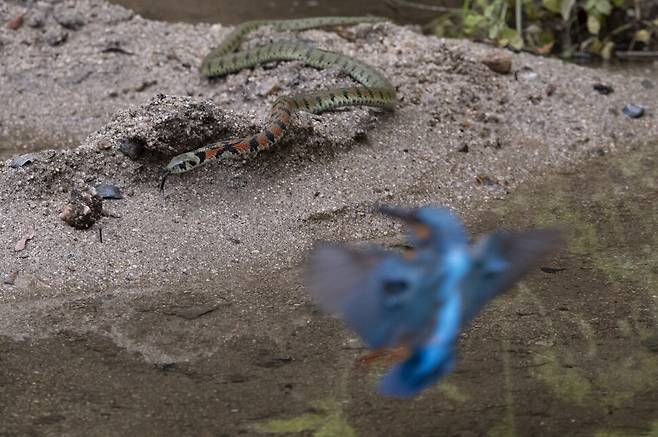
left=0, top=1, right=656, bottom=435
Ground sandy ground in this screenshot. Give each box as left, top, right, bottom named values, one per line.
left=0, top=0, right=657, bottom=435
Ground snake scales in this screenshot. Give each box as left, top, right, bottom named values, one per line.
left=160, top=17, right=397, bottom=191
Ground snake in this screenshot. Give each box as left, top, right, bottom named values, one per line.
left=159, top=17, right=397, bottom=191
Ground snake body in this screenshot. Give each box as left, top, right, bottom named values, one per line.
left=160, top=17, right=397, bottom=191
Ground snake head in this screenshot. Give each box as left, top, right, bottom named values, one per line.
left=159, top=152, right=202, bottom=193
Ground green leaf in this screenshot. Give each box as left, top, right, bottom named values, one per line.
left=611, top=0, right=625, bottom=6
left=484, top=3, right=496, bottom=19
left=543, top=0, right=561, bottom=13
left=464, top=13, right=486, bottom=32
left=583, top=36, right=603, bottom=53
left=545, top=0, right=575, bottom=21
left=524, top=1, right=542, bottom=19
left=595, top=0, right=612, bottom=15
left=539, top=28, right=556, bottom=45
left=489, top=22, right=500, bottom=39
left=498, top=27, right=525, bottom=49
left=601, top=41, right=615, bottom=59
left=587, top=14, right=601, bottom=34
left=476, top=0, right=490, bottom=9
left=560, top=0, right=576, bottom=21
left=634, top=29, right=651, bottom=43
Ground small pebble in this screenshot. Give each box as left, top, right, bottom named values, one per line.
left=44, top=28, right=68, bottom=46
left=53, top=9, right=85, bottom=30
left=14, top=229, right=34, bottom=252
left=94, top=183, right=123, bottom=200
left=480, top=51, right=512, bottom=75
left=26, top=7, right=48, bottom=29
left=475, top=174, right=508, bottom=195
left=623, top=104, right=645, bottom=119
left=2, top=271, right=19, bottom=285
left=514, top=66, right=538, bottom=81
left=641, top=79, right=654, bottom=90
left=590, top=147, right=606, bottom=157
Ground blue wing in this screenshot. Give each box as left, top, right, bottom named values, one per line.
left=378, top=228, right=560, bottom=398
left=460, top=228, right=562, bottom=325
left=305, top=243, right=439, bottom=349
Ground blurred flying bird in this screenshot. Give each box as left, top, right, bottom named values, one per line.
left=306, top=205, right=561, bottom=398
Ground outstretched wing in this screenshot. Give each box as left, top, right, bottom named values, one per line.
left=305, top=243, right=388, bottom=314
left=305, top=243, right=438, bottom=349
left=460, top=228, right=562, bottom=325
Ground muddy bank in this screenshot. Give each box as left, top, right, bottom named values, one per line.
left=1, top=145, right=656, bottom=437
left=0, top=0, right=657, bottom=435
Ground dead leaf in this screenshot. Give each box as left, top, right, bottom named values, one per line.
left=535, top=41, right=555, bottom=55
left=6, top=12, right=25, bottom=30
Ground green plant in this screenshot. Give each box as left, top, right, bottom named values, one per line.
left=426, top=0, right=658, bottom=59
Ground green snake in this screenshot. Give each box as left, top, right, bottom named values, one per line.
left=159, top=17, right=397, bottom=191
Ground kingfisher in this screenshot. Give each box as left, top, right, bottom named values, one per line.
left=306, top=205, right=561, bottom=398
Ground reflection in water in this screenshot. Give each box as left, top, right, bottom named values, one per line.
left=493, top=145, right=658, bottom=433
left=0, top=130, right=79, bottom=160
left=255, top=399, right=356, bottom=436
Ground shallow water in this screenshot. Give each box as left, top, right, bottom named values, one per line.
left=1, top=143, right=656, bottom=435
left=109, top=0, right=455, bottom=25
left=0, top=131, right=65, bottom=161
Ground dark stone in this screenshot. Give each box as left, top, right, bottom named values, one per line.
left=94, top=183, right=123, bottom=200
left=593, top=83, right=614, bottom=95
left=9, top=153, right=39, bottom=168
left=623, top=104, right=645, bottom=119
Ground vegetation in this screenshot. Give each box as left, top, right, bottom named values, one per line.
left=424, top=0, right=658, bottom=59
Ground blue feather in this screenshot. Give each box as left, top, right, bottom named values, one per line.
left=305, top=205, right=561, bottom=397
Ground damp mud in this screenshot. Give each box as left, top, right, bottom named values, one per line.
left=1, top=144, right=656, bottom=437
left=0, top=1, right=657, bottom=435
